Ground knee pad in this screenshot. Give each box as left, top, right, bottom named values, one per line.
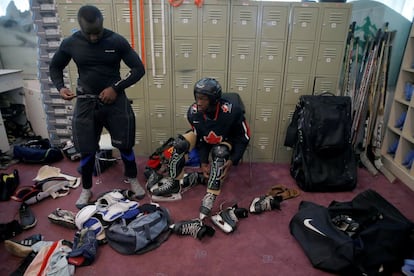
left=168, top=132, right=196, bottom=179
left=207, top=144, right=230, bottom=192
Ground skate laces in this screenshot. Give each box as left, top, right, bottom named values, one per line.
left=257, top=196, right=273, bottom=211
left=158, top=178, right=178, bottom=193
left=180, top=221, right=202, bottom=238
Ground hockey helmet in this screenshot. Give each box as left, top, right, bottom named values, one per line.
left=193, top=78, right=222, bottom=104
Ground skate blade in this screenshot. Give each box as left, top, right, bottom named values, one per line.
left=211, top=214, right=233, bottom=233
left=151, top=193, right=182, bottom=202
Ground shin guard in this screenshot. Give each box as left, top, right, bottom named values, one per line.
left=207, top=144, right=230, bottom=195
left=168, top=132, right=196, bottom=179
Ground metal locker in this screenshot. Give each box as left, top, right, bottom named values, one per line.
left=144, top=3, right=169, bottom=38
left=315, top=43, right=344, bottom=75
left=287, top=41, right=314, bottom=74
left=149, top=101, right=172, bottom=128
left=57, top=3, right=113, bottom=35
left=172, top=5, right=198, bottom=37
left=229, top=72, right=254, bottom=104
left=202, top=39, right=227, bottom=72
left=202, top=5, right=228, bottom=38
left=151, top=128, right=173, bottom=151
left=284, top=75, right=310, bottom=105
left=230, top=40, right=256, bottom=72
left=201, top=72, right=226, bottom=89
left=254, top=104, right=277, bottom=131
left=56, top=4, right=81, bottom=35
left=320, top=7, right=350, bottom=42
left=131, top=101, right=146, bottom=127
left=124, top=80, right=145, bottom=100
left=252, top=133, right=275, bottom=161
left=174, top=71, right=198, bottom=100
left=231, top=5, right=258, bottom=39
left=313, top=77, right=339, bottom=95
left=258, top=41, right=285, bottom=74
left=114, top=3, right=137, bottom=39
left=134, top=129, right=149, bottom=156
left=279, top=104, right=296, bottom=135
left=290, top=5, right=319, bottom=41
left=260, top=4, right=289, bottom=40
left=174, top=101, right=191, bottom=130
left=145, top=37, right=170, bottom=72
left=173, top=39, right=198, bottom=71
left=147, top=72, right=171, bottom=100
left=256, top=74, right=282, bottom=104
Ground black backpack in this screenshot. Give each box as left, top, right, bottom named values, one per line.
left=284, top=93, right=357, bottom=192
left=290, top=189, right=414, bottom=275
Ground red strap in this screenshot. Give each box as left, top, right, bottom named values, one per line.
left=37, top=241, right=59, bottom=276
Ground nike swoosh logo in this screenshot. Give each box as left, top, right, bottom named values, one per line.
left=303, top=219, right=326, bottom=236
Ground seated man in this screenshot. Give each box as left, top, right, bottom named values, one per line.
left=149, top=77, right=250, bottom=220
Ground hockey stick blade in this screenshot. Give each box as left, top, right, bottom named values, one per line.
left=360, top=151, right=378, bottom=176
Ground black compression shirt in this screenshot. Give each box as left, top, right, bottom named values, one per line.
left=49, top=29, right=145, bottom=94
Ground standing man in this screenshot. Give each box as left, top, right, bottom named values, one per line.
left=151, top=78, right=250, bottom=220
left=49, top=5, right=146, bottom=209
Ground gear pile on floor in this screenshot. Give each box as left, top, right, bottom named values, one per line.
left=1, top=164, right=303, bottom=275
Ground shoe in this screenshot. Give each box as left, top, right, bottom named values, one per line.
left=19, top=203, right=36, bottom=229
left=249, top=195, right=281, bottom=214
left=48, top=208, right=77, bottom=229
left=126, top=178, right=145, bottom=199
left=170, top=219, right=215, bottom=240
left=211, top=205, right=248, bottom=233
left=199, top=193, right=217, bottom=220
left=4, top=234, right=43, bottom=257
left=76, top=189, right=92, bottom=210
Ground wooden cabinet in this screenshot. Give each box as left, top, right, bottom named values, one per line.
left=381, top=21, right=414, bottom=189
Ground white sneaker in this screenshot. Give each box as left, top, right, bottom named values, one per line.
left=127, top=178, right=146, bottom=199
left=76, top=189, right=92, bottom=209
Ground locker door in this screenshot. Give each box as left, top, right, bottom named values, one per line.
left=131, top=101, right=146, bottom=128
left=149, top=101, right=172, bottom=128
left=256, top=74, right=282, bottom=104
left=172, top=5, right=198, bottom=37
left=313, top=77, right=339, bottom=95
left=230, top=40, right=256, bottom=72
left=144, top=3, right=170, bottom=38
left=287, top=42, right=314, bottom=74
left=145, top=37, right=170, bottom=72
left=135, top=129, right=149, bottom=156
left=284, top=75, right=310, bottom=104
left=290, top=5, right=319, bottom=41
left=258, top=41, right=285, bottom=73
left=174, top=101, right=191, bottom=130
left=320, top=7, right=350, bottom=42
left=147, top=73, right=171, bottom=100
left=174, top=39, right=198, bottom=71
left=315, top=43, right=344, bottom=75
left=254, top=104, right=277, bottom=131
left=252, top=133, right=275, bottom=161
left=231, top=5, right=258, bottom=39
left=114, top=3, right=137, bottom=38
left=151, top=129, right=173, bottom=152
left=202, top=39, right=227, bottom=72
left=229, top=72, right=254, bottom=104
left=202, top=5, right=228, bottom=37
left=261, top=4, right=289, bottom=40
left=174, top=71, right=198, bottom=100
left=56, top=4, right=81, bottom=35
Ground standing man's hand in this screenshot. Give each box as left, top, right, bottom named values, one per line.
left=99, top=86, right=117, bottom=104
left=59, top=87, right=76, bottom=100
